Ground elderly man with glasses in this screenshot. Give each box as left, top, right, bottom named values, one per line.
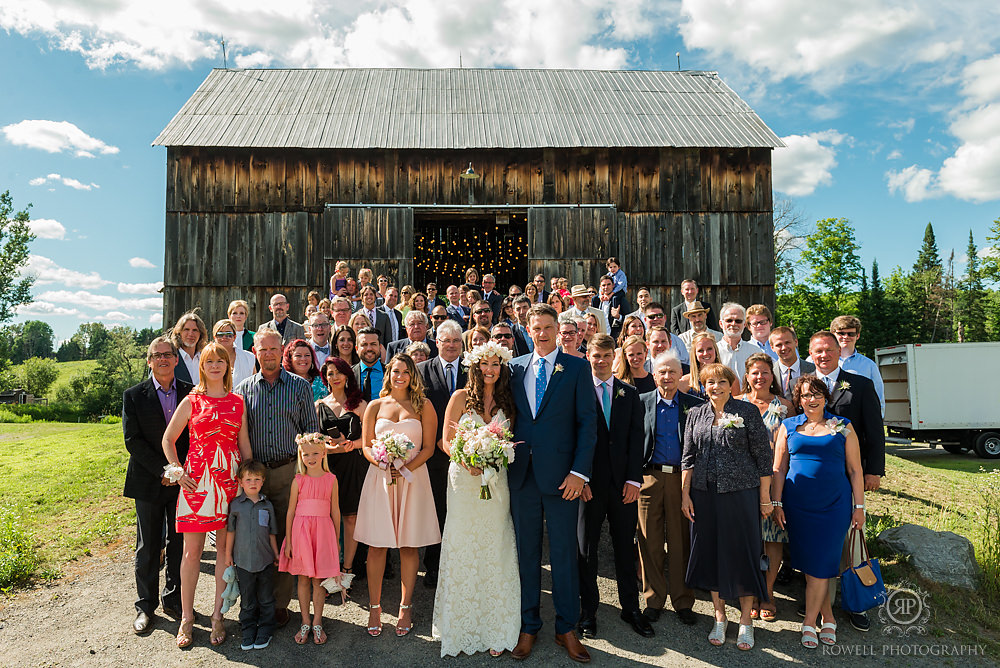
left=716, top=302, right=756, bottom=392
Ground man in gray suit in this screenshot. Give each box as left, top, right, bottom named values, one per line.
left=357, top=285, right=395, bottom=346
left=769, top=326, right=814, bottom=400
left=257, top=293, right=305, bottom=346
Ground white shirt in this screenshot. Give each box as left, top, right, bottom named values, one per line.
left=524, top=349, right=587, bottom=483
left=679, top=327, right=723, bottom=348
left=178, top=348, right=200, bottom=383
left=308, top=339, right=331, bottom=368
left=775, top=358, right=804, bottom=395
left=815, top=366, right=842, bottom=394
left=717, top=338, right=756, bottom=391
left=232, top=348, right=257, bottom=386
left=438, top=355, right=460, bottom=392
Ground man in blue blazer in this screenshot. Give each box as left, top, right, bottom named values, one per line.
left=508, top=304, right=597, bottom=663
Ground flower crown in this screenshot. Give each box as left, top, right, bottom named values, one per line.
left=463, top=341, right=513, bottom=367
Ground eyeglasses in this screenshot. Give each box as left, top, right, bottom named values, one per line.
left=311, top=323, right=330, bottom=329
left=149, top=352, right=176, bottom=360
left=834, top=330, right=859, bottom=338
left=492, top=333, right=513, bottom=340
left=474, top=309, right=491, bottom=316
left=800, top=392, right=824, bottom=399
left=723, top=318, right=745, bottom=324
left=333, top=308, right=350, bottom=313
left=214, top=332, right=236, bottom=339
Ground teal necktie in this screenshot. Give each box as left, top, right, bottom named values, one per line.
left=602, top=381, right=612, bottom=427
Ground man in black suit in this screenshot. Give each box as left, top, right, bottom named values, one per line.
left=480, top=273, right=504, bottom=321
left=416, top=319, right=467, bottom=587
left=357, top=285, right=395, bottom=346
left=670, top=279, right=716, bottom=336
left=532, top=273, right=551, bottom=304
left=577, top=334, right=654, bottom=639
left=425, top=282, right=447, bottom=311
left=380, top=287, right=404, bottom=342
left=122, top=336, right=193, bottom=634
left=808, top=330, right=884, bottom=632
left=386, top=310, right=438, bottom=359
left=637, top=351, right=703, bottom=626
left=770, top=326, right=814, bottom=400
left=591, top=275, right=625, bottom=341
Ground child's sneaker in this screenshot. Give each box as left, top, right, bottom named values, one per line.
left=241, top=629, right=256, bottom=650
left=253, top=635, right=271, bottom=650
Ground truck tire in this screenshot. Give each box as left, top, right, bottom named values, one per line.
left=942, top=443, right=966, bottom=455
left=974, top=432, right=1000, bottom=459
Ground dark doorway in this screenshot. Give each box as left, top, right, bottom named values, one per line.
left=414, top=212, right=528, bottom=292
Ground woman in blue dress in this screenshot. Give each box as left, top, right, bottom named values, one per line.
left=770, top=376, right=865, bottom=649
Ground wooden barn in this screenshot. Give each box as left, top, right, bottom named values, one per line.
left=153, top=68, right=783, bottom=326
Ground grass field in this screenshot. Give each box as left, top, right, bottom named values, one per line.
left=0, top=422, right=131, bottom=575
left=48, top=360, right=98, bottom=400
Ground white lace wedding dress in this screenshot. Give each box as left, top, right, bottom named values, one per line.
left=431, top=409, right=520, bottom=657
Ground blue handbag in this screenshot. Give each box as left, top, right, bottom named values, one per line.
left=840, top=527, right=887, bottom=613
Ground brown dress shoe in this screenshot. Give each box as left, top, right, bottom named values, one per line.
left=555, top=630, right=591, bottom=663
left=511, top=632, right=536, bottom=660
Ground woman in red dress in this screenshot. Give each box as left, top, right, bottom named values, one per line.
left=163, top=342, right=252, bottom=648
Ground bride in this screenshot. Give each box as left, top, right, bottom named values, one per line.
left=432, top=341, right=520, bottom=657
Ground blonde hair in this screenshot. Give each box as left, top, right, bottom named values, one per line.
left=379, top=353, right=426, bottom=416
left=688, top=332, right=721, bottom=388
left=295, top=438, right=331, bottom=475
left=227, top=300, right=249, bottom=318
left=192, top=342, right=233, bottom=394
left=615, top=335, right=647, bottom=385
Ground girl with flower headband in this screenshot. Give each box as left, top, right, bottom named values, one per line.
left=432, top=341, right=520, bottom=658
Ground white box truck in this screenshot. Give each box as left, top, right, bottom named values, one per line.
left=875, top=342, right=1000, bottom=458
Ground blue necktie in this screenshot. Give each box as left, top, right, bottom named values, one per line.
left=825, top=376, right=834, bottom=393
left=446, top=363, right=455, bottom=393
left=315, top=345, right=329, bottom=354
left=602, top=381, right=612, bottom=427
left=535, top=358, right=547, bottom=415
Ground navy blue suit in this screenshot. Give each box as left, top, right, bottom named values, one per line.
left=509, top=351, right=597, bottom=635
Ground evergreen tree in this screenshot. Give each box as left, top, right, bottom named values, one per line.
left=908, top=222, right=946, bottom=342
left=913, top=222, right=941, bottom=273
left=957, top=230, right=988, bottom=341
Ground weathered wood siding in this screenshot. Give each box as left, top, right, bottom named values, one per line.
left=163, top=146, right=774, bottom=327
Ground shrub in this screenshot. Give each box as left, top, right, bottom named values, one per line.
left=0, top=507, right=38, bottom=590
left=98, top=415, right=122, bottom=424
left=12, top=357, right=59, bottom=397
left=1, top=403, right=86, bottom=422
left=979, top=468, right=1000, bottom=596
left=0, top=408, right=31, bottom=423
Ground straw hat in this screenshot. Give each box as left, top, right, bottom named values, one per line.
left=682, top=301, right=711, bottom=318
left=570, top=284, right=593, bottom=299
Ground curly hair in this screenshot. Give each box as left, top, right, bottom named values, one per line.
left=379, top=353, right=426, bottom=416
left=792, top=375, right=830, bottom=412
left=282, top=339, right=319, bottom=380
left=464, top=353, right=517, bottom=424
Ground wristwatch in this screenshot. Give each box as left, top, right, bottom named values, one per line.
left=853, top=504, right=865, bottom=510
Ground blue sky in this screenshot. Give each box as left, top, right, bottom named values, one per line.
left=2, top=1, right=998, bottom=342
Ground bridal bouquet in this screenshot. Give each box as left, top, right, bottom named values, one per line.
left=450, top=414, right=516, bottom=500
left=370, top=431, right=415, bottom=485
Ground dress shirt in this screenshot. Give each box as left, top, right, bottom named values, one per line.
left=309, top=339, right=331, bottom=368
left=380, top=305, right=400, bottom=340
left=234, top=369, right=319, bottom=463
left=840, top=351, right=886, bottom=416
left=516, top=322, right=534, bottom=352
left=227, top=492, right=277, bottom=573
left=750, top=337, right=778, bottom=360
left=359, top=359, right=384, bottom=399
left=568, top=306, right=610, bottom=334
left=273, top=317, right=288, bottom=337
left=438, top=355, right=460, bottom=393
left=678, top=327, right=723, bottom=348
left=814, top=366, right=842, bottom=394
left=178, top=349, right=200, bottom=384
left=776, top=358, right=803, bottom=395
left=152, top=376, right=178, bottom=424
left=364, top=307, right=379, bottom=330
left=652, top=393, right=682, bottom=467
left=717, top=338, right=756, bottom=391
left=524, top=348, right=587, bottom=483
left=232, top=348, right=257, bottom=387
left=593, top=375, right=640, bottom=488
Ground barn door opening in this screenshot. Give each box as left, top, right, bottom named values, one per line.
left=319, top=206, right=414, bottom=289
left=414, top=212, right=528, bottom=290
left=527, top=206, right=617, bottom=289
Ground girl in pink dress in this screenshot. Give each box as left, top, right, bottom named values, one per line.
left=279, top=435, right=341, bottom=646
left=355, top=353, right=439, bottom=638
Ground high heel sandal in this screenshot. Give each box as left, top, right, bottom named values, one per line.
left=176, top=618, right=194, bottom=648
left=367, top=603, right=383, bottom=637
left=210, top=615, right=226, bottom=646
left=708, top=619, right=727, bottom=646
left=396, top=603, right=413, bottom=637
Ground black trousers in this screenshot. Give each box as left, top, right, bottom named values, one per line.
left=236, top=565, right=276, bottom=644
left=134, top=496, right=182, bottom=615
left=421, top=459, right=449, bottom=574
left=578, top=482, right=641, bottom=618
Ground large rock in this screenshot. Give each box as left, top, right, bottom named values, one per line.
left=877, top=524, right=980, bottom=590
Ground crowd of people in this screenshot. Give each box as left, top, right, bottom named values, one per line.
left=121, top=260, right=886, bottom=658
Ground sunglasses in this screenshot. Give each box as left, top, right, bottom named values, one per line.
left=647, top=313, right=665, bottom=319
left=150, top=352, right=176, bottom=360
left=214, top=332, right=236, bottom=339
left=835, top=331, right=859, bottom=338
left=474, top=309, right=491, bottom=316
left=431, top=315, right=447, bottom=321
left=492, top=333, right=513, bottom=340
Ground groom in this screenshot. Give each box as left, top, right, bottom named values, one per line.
left=509, top=303, right=597, bottom=663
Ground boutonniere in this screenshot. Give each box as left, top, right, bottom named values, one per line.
left=838, top=380, right=851, bottom=391
left=554, top=363, right=564, bottom=374
left=616, top=387, right=625, bottom=398
left=765, top=403, right=788, bottom=419
left=718, top=413, right=745, bottom=429
left=826, top=417, right=849, bottom=436
left=683, top=405, right=691, bottom=415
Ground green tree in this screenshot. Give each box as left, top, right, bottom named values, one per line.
left=799, top=217, right=863, bottom=312
left=775, top=284, right=833, bottom=355
left=56, top=338, right=84, bottom=362
left=983, top=217, right=1000, bottom=285
left=909, top=222, right=947, bottom=341
left=57, top=326, right=145, bottom=415
left=913, top=222, right=941, bottom=273
left=956, top=230, right=988, bottom=342
left=70, top=322, right=111, bottom=359
left=14, top=320, right=55, bottom=362
left=13, top=357, right=58, bottom=397
left=0, top=191, right=34, bottom=325
left=884, top=266, right=920, bottom=344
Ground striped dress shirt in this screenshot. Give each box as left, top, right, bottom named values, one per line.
left=234, top=369, right=319, bottom=463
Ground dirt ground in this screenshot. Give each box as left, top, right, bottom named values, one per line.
left=0, top=529, right=992, bottom=667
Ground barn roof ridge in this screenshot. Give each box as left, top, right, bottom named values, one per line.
left=154, top=68, right=784, bottom=150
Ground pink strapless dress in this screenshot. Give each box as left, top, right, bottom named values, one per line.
left=355, top=418, right=441, bottom=548
left=278, top=472, right=340, bottom=578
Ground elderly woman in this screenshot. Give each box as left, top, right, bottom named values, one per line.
left=771, top=376, right=865, bottom=649
left=681, top=363, right=772, bottom=651
left=737, top=353, right=794, bottom=622
left=405, top=341, right=431, bottom=364
left=680, top=332, right=721, bottom=398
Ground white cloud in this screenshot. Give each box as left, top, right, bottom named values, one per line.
left=149, top=312, right=164, bottom=324
left=886, top=149, right=902, bottom=160
left=772, top=130, right=847, bottom=197
left=117, top=281, right=163, bottom=294
left=35, top=289, right=163, bottom=312
left=129, top=256, right=157, bottom=269
left=15, top=300, right=85, bottom=318
left=886, top=165, right=938, bottom=202
left=101, top=311, right=135, bottom=321
left=28, top=173, right=99, bottom=190
left=23, top=254, right=111, bottom=289
left=1, top=120, right=118, bottom=157
left=677, top=1, right=995, bottom=91
left=29, top=218, right=66, bottom=240
left=0, top=0, right=650, bottom=71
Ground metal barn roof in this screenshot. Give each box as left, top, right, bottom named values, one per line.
left=154, top=68, right=783, bottom=150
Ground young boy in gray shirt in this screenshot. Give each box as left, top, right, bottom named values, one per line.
left=224, top=460, right=279, bottom=650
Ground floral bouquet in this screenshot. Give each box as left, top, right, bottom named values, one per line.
left=718, top=413, right=745, bottom=429
left=370, top=431, right=415, bottom=485
left=450, top=414, right=517, bottom=500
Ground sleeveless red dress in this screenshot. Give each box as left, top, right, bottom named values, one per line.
left=176, top=393, right=244, bottom=533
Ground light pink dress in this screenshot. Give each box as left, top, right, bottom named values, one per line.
left=278, top=472, right=340, bottom=578
left=354, top=418, right=441, bottom=548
